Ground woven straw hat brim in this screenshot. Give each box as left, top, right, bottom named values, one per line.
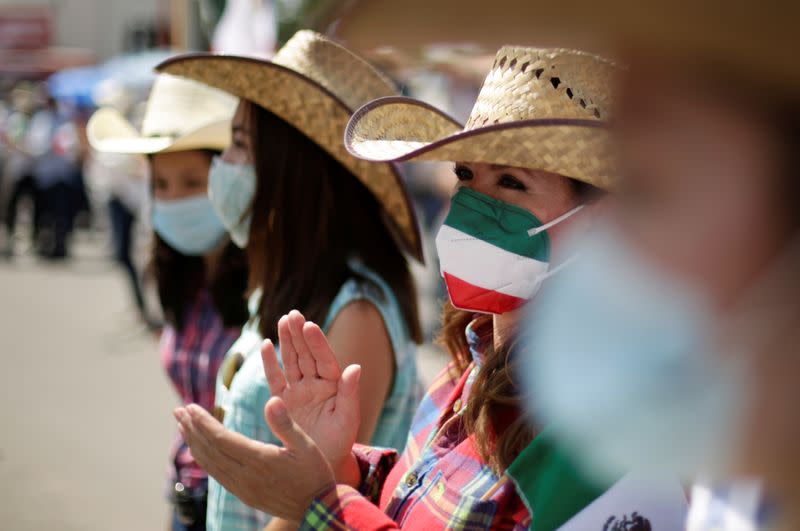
left=346, top=97, right=613, bottom=189
left=87, top=107, right=232, bottom=154
left=155, top=53, right=423, bottom=262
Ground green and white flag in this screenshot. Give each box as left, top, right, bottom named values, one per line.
left=507, top=429, right=688, bottom=530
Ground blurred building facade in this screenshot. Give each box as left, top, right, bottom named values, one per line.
left=2, top=0, right=166, bottom=61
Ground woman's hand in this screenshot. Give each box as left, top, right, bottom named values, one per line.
left=261, top=311, right=362, bottom=486
left=174, top=398, right=334, bottom=521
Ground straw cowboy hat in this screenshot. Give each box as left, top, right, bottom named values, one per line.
left=155, top=30, right=424, bottom=262
left=87, top=73, right=237, bottom=154
left=345, top=47, right=617, bottom=189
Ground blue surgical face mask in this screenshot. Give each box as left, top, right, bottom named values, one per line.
left=521, top=223, right=748, bottom=482
left=152, top=195, right=227, bottom=256
left=208, top=156, right=256, bottom=248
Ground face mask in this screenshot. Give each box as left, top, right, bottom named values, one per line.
left=521, top=223, right=748, bottom=482
left=152, top=195, right=227, bottom=256
left=434, top=186, right=583, bottom=314
left=208, top=156, right=256, bottom=248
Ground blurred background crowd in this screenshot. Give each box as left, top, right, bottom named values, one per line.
left=0, top=0, right=488, bottom=331
left=0, top=2, right=478, bottom=528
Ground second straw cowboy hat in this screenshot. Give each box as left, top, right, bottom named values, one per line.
left=346, top=47, right=616, bottom=190
left=155, top=30, right=423, bottom=262
left=87, top=73, right=237, bottom=154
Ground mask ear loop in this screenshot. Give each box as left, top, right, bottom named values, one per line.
left=526, top=205, right=586, bottom=292
left=527, top=205, right=585, bottom=237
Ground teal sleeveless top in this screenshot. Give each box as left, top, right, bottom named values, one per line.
left=207, top=258, right=422, bottom=531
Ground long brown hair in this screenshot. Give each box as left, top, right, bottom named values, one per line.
left=437, top=178, right=602, bottom=473
left=152, top=236, right=249, bottom=330
left=242, top=101, right=422, bottom=343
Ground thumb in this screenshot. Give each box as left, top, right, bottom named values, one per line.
left=335, top=364, right=362, bottom=423
left=264, top=396, right=315, bottom=454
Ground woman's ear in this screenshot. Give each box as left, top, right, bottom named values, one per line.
left=583, top=195, right=611, bottom=218
left=549, top=197, right=611, bottom=265
left=566, top=196, right=608, bottom=233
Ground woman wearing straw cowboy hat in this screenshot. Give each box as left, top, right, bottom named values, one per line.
left=87, top=74, right=249, bottom=530
left=156, top=30, right=425, bottom=531
left=171, top=45, right=689, bottom=529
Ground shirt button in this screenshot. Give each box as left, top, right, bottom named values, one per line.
left=405, top=472, right=419, bottom=487
left=453, top=398, right=463, bottom=413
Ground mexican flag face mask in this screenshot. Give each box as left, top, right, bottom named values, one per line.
left=435, top=187, right=583, bottom=315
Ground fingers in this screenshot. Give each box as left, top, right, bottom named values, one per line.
left=174, top=405, right=243, bottom=489
left=261, top=339, right=287, bottom=396
left=264, top=396, right=317, bottom=455
left=278, top=315, right=301, bottom=383
left=287, top=310, right=318, bottom=378
left=278, top=310, right=338, bottom=382
left=177, top=405, right=311, bottom=520
left=302, top=322, right=341, bottom=381
left=335, top=364, right=362, bottom=424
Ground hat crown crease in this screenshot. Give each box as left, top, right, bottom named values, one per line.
left=271, top=30, right=397, bottom=112
left=140, top=74, right=237, bottom=138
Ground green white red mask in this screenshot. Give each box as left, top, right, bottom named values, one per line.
left=435, top=187, right=582, bottom=315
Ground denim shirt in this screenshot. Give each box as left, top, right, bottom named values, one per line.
left=207, top=259, right=422, bottom=531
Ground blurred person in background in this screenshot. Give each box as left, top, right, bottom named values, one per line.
left=157, top=30, right=424, bottom=531
left=1, top=83, right=44, bottom=257
left=517, top=1, right=800, bottom=529
left=171, top=45, right=687, bottom=530
left=29, top=95, right=84, bottom=259
left=87, top=74, right=249, bottom=531
left=86, top=143, right=152, bottom=321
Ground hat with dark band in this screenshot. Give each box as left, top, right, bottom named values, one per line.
left=156, top=30, right=424, bottom=262
left=345, top=47, right=617, bottom=190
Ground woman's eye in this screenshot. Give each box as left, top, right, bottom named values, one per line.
left=454, top=166, right=473, bottom=181
left=232, top=135, right=248, bottom=149
left=498, top=174, right=526, bottom=190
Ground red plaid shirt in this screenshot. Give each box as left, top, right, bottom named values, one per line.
left=301, top=323, right=530, bottom=530
left=161, top=289, right=241, bottom=490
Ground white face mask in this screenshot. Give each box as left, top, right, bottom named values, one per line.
left=521, top=223, right=749, bottom=482
left=207, top=156, right=256, bottom=248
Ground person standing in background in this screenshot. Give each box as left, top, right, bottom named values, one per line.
left=30, top=96, right=82, bottom=259
left=88, top=73, right=249, bottom=531
left=1, top=86, right=49, bottom=258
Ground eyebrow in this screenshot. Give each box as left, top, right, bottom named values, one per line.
left=232, top=124, right=249, bottom=134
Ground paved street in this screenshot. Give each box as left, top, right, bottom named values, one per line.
left=0, top=236, right=175, bottom=530
left=0, top=232, right=447, bottom=530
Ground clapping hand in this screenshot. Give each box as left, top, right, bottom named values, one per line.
left=261, top=310, right=362, bottom=485
left=174, top=397, right=334, bottom=521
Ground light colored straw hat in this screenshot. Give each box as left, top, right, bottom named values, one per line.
left=87, top=73, right=237, bottom=154
left=345, top=47, right=616, bottom=189
left=155, top=30, right=423, bottom=262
